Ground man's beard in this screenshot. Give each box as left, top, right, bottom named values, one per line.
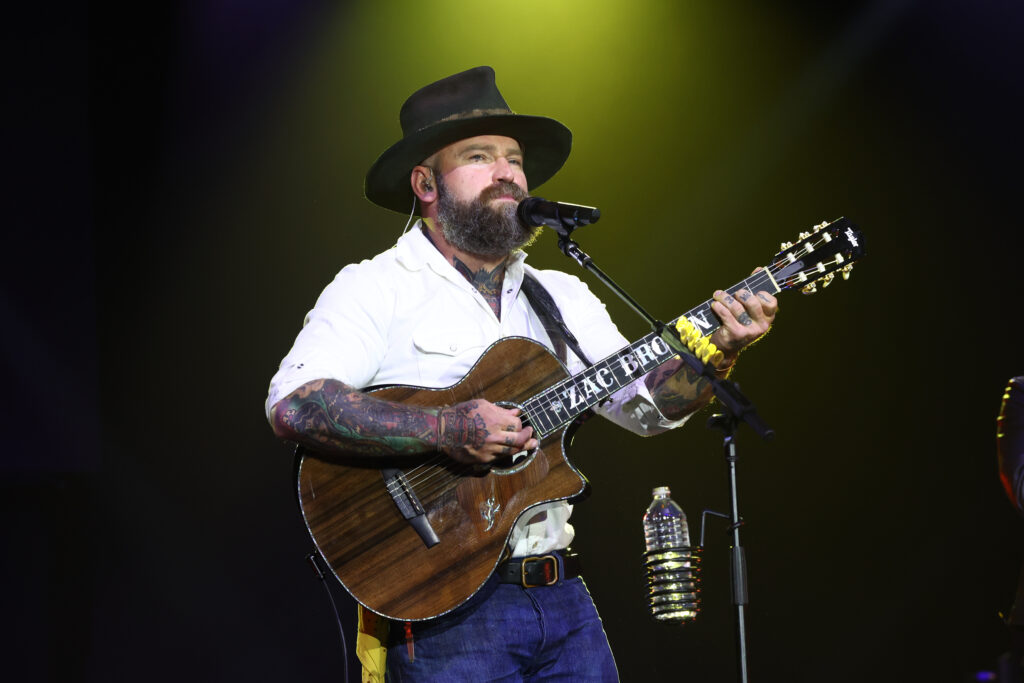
left=434, top=176, right=541, bottom=259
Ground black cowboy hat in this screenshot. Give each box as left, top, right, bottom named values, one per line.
left=364, top=66, right=572, bottom=214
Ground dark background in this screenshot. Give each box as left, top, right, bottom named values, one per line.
left=4, top=1, right=1024, bottom=681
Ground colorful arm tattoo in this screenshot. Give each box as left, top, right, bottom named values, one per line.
left=273, top=379, right=440, bottom=456
left=272, top=379, right=489, bottom=458
left=644, top=357, right=722, bottom=420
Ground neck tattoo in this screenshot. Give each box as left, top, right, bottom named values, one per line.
left=453, top=256, right=504, bottom=319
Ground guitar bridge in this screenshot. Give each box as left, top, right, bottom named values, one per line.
left=381, top=468, right=440, bottom=549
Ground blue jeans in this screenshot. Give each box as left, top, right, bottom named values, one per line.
left=385, top=572, right=619, bottom=682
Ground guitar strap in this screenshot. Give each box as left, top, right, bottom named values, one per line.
left=521, top=272, right=593, bottom=368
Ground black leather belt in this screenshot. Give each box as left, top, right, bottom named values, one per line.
left=495, top=551, right=582, bottom=587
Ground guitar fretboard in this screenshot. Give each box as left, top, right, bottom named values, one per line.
left=523, top=269, right=778, bottom=437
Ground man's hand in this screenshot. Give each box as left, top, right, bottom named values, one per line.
left=438, top=400, right=538, bottom=464
left=709, top=273, right=778, bottom=362
left=645, top=274, right=779, bottom=420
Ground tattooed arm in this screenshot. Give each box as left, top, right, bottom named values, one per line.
left=645, top=286, right=778, bottom=420
left=270, top=378, right=537, bottom=464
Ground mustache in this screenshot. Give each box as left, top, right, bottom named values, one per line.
left=479, top=181, right=528, bottom=204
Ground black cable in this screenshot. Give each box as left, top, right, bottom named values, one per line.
left=307, top=552, right=350, bottom=683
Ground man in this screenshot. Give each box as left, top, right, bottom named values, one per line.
left=267, top=66, right=776, bottom=681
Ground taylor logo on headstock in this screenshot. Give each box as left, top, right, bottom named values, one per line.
left=845, top=226, right=860, bottom=248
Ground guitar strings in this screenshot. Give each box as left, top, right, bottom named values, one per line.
left=384, top=235, right=842, bottom=503
left=519, top=253, right=795, bottom=436
left=386, top=399, right=552, bottom=496
left=526, top=235, right=846, bottom=438
left=522, top=246, right=833, bottom=439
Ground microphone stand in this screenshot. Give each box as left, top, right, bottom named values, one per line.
left=548, top=222, right=773, bottom=683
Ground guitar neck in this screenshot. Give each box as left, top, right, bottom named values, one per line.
left=523, top=269, right=780, bottom=437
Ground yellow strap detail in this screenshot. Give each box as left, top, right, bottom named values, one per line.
left=356, top=605, right=389, bottom=683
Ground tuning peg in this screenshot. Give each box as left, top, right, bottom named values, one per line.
left=798, top=231, right=811, bottom=240
left=780, top=241, right=794, bottom=250
left=801, top=281, right=818, bottom=295
left=841, top=264, right=854, bottom=280
left=820, top=272, right=835, bottom=288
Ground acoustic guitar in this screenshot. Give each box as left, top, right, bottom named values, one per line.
left=294, top=218, right=865, bottom=620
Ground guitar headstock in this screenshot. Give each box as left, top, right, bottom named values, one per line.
left=771, top=217, right=865, bottom=294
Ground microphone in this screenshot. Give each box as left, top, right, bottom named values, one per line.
left=517, top=197, right=601, bottom=230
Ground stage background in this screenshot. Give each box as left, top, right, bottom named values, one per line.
left=4, top=1, right=1024, bottom=681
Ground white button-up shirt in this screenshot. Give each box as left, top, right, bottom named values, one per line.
left=267, top=225, right=687, bottom=555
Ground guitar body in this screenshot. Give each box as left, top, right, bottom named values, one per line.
left=295, top=337, right=589, bottom=621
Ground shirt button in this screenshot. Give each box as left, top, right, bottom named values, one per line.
left=449, top=343, right=458, bottom=352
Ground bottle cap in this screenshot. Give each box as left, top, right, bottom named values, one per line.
left=653, top=486, right=670, bottom=497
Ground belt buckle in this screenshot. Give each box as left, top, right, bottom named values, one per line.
left=521, top=554, right=559, bottom=587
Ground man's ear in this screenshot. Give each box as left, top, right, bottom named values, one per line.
left=411, top=166, right=437, bottom=203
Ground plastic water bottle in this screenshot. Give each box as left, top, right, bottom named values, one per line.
left=643, top=486, right=699, bottom=622
left=643, top=486, right=690, bottom=551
